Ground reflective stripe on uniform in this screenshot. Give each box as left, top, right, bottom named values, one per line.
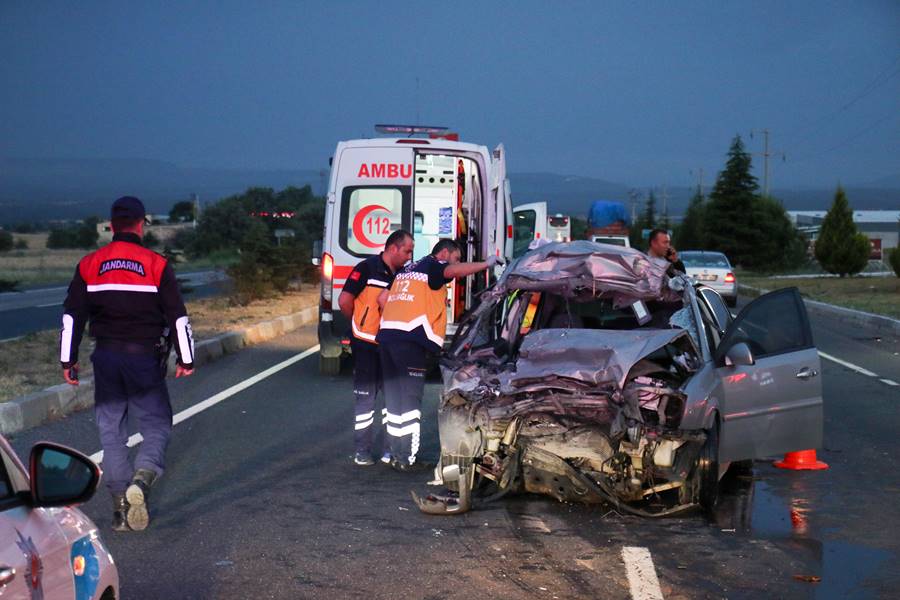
left=379, top=315, right=444, bottom=347
left=86, top=283, right=158, bottom=293
left=351, top=318, right=377, bottom=342
left=355, top=411, right=374, bottom=421
left=386, top=421, right=420, bottom=438
left=355, top=418, right=375, bottom=430
left=60, top=314, right=74, bottom=363
left=384, top=409, right=421, bottom=424
left=366, top=278, right=390, bottom=287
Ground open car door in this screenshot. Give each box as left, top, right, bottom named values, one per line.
left=714, top=287, right=823, bottom=463
left=512, top=201, right=547, bottom=258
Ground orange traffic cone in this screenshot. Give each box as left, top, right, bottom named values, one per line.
left=774, top=449, right=828, bottom=470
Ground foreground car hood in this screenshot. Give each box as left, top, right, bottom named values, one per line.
left=501, top=328, right=692, bottom=392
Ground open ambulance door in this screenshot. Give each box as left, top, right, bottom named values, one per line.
left=512, top=201, right=548, bottom=258
left=490, top=144, right=513, bottom=269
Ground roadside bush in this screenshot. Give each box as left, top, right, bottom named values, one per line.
left=46, top=218, right=100, bottom=249
left=0, top=279, right=20, bottom=292
left=143, top=230, right=160, bottom=248
left=887, top=247, right=900, bottom=277
left=814, top=186, right=869, bottom=277
left=14, top=238, right=28, bottom=250
left=0, top=231, right=12, bottom=252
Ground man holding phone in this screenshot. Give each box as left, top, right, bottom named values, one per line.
left=647, top=228, right=686, bottom=275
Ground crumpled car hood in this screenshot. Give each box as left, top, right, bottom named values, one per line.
left=499, top=328, right=691, bottom=392
left=500, top=240, right=681, bottom=303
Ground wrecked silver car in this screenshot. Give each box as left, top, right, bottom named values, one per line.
left=416, top=241, right=823, bottom=517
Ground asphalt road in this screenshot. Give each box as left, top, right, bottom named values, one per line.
left=0, top=270, right=228, bottom=340
left=8, top=298, right=900, bottom=599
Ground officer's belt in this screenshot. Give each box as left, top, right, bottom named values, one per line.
left=96, top=338, right=158, bottom=355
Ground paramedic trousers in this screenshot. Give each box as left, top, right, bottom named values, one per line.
left=351, top=338, right=385, bottom=455
left=379, top=340, right=428, bottom=465
left=91, top=346, right=173, bottom=495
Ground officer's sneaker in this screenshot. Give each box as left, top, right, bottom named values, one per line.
left=390, top=457, right=435, bottom=473
left=354, top=452, right=375, bottom=466
left=380, top=452, right=392, bottom=465
left=125, top=468, right=157, bottom=531
left=111, top=494, right=131, bottom=532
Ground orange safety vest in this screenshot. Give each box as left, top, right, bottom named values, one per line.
left=347, top=255, right=393, bottom=344
left=378, top=256, right=449, bottom=352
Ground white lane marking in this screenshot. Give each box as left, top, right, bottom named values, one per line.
left=818, top=351, right=878, bottom=377
left=90, top=344, right=320, bottom=464
left=37, top=302, right=62, bottom=308
left=880, top=379, right=899, bottom=387
left=622, top=546, right=664, bottom=600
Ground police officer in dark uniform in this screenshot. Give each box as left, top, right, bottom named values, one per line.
left=60, top=196, right=195, bottom=532
left=337, top=229, right=414, bottom=466
left=376, top=239, right=501, bottom=472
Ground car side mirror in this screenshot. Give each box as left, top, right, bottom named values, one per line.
left=29, top=442, right=100, bottom=508
left=724, top=342, right=755, bottom=367
left=311, top=240, right=323, bottom=266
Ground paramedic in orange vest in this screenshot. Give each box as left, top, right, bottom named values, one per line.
left=376, top=239, right=503, bottom=472
left=338, top=229, right=414, bottom=466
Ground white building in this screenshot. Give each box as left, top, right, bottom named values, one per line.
left=788, top=210, right=900, bottom=259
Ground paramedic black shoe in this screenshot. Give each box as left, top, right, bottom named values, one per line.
left=380, top=452, right=392, bottom=465
left=390, top=458, right=435, bottom=473
left=354, top=452, right=375, bottom=466
left=125, top=468, right=157, bottom=531
left=111, top=494, right=131, bottom=532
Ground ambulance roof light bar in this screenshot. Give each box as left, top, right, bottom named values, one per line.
left=375, top=124, right=450, bottom=136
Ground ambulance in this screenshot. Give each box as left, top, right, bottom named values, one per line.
left=316, top=126, right=518, bottom=374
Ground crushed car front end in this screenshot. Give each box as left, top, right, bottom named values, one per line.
left=419, top=241, right=717, bottom=516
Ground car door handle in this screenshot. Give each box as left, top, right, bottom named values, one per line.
left=0, top=566, right=15, bottom=586
left=796, top=367, right=819, bottom=380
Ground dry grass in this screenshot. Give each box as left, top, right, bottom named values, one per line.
left=0, top=289, right=319, bottom=403
left=741, top=274, right=900, bottom=319
left=0, top=234, right=84, bottom=285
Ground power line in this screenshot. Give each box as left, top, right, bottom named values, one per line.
left=789, top=110, right=900, bottom=164
left=785, top=55, right=900, bottom=148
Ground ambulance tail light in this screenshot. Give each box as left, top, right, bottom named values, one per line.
left=724, top=272, right=735, bottom=283
left=507, top=225, right=513, bottom=238
left=321, top=252, right=334, bottom=305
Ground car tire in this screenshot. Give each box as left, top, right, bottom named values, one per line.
left=696, top=422, right=720, bottom=512
left=319, top=354, right=341, bottom=376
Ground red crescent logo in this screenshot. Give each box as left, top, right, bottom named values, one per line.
left=352, top=204, right=390, bottom=249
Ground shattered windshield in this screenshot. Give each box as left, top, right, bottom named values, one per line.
left=448, top=241, right=700, bottom=365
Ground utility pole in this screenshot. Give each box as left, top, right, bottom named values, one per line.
left=627, top=188, right=640, bottom=225
left=690, top=168, right=704, bottom=196
left=751, top=129, right=785, bottom=197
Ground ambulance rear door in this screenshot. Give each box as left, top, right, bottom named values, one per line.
left=327, top=145, right=415, bottom=303
left=489, top=143, right=513, bottom=269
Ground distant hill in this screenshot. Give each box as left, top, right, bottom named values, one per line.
left=0, top=158, right=324, bottom=223
left=1, top=158, right=896, bottom=225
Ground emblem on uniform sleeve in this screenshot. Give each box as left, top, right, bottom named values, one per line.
left=349, top=270, right=361, bottom=281
left=98, top=258, right=146, bottom=277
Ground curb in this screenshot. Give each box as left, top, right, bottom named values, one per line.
left=0, top=304, right=318, bottom=436
left=738, top=284, right=900, bottom=336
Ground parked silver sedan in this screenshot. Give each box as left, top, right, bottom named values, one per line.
left=416, top=241, right=823, bottom=517
left=0, top=436, right=118, bottom=599
left=679, top=250, right=737, bottom=306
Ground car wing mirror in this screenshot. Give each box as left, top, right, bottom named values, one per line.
left=724, top=342, right=755, bottom=367
left=29, top=442, right=101, bottom=508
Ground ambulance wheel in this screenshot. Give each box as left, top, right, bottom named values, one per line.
left=319, top=354, right=341, bottom=376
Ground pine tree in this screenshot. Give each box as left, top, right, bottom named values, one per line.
left=703, top=135, right=758, bottom=266
left=674, top=187, right=706, bottom=249
left=814, top=186, right=869, bottom=277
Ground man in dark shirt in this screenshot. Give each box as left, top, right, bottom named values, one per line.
left=60, top=196, right=194, bottom=532
left=337, top=230, right=414, bottom=466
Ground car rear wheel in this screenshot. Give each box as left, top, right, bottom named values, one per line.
left=696, top=423, right=720, bottom=512
left=319, top=354, right=341, bottom=376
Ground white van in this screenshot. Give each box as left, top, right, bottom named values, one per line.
left=316, top=128, right=514, bottom=374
